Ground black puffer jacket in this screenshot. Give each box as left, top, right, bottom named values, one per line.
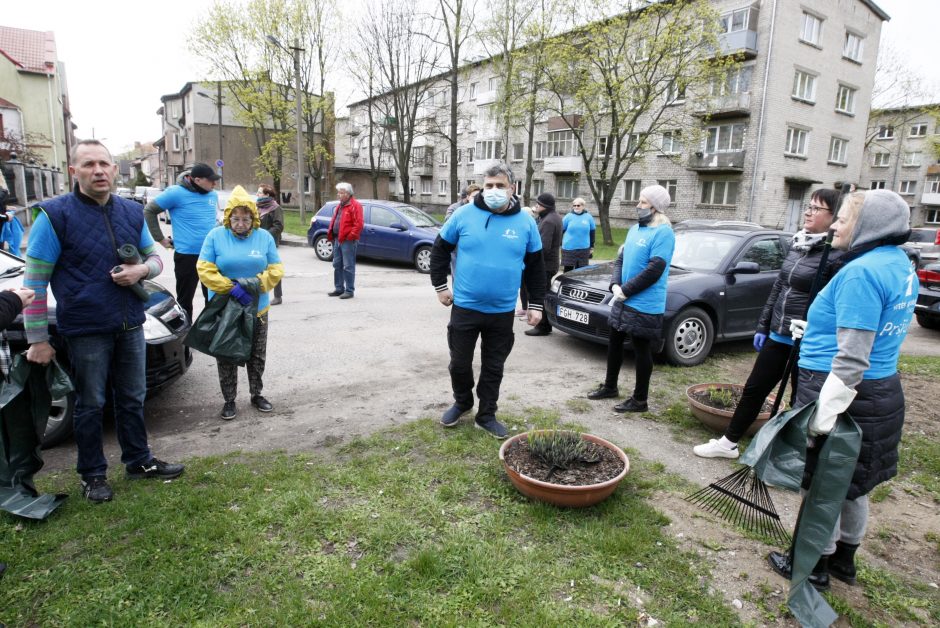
left=757, top=241, right=843, bottom=337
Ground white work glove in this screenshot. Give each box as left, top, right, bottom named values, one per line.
left=789, top=318, right=807, bottom=340
left=610, top=284, right=626, bottom=303
left=809, top=372, right=856, bottom=436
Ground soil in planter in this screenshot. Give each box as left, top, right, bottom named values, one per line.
left=504, top=438, right=625, bottom=486
left=691, top=387, right=774, bottom=414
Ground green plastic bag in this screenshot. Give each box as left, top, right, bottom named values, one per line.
left=184, top=293, right=255, bottom=365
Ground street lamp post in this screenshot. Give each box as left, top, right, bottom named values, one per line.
left=266, top=35, right=306, bottom=225
left=197, top=82, right=224, bottom=188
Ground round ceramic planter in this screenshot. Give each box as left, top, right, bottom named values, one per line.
left=499, top=431, right=630, bottom=508
left=686, top=383, right=776, bottom=436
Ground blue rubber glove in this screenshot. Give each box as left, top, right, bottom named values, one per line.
left=229, top=282, right=252, bottom=306
left=753, top=332, right=767, bottom=352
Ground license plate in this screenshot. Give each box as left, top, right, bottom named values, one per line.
left=558, top=305, right=589, bottom=324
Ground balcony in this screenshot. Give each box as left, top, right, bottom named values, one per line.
left=714, top=29, right=759, bottom=59
left=475, top=89, right=497, bottom=105
left=922, top=192, right=940, bottom=206
left=688, top=150, right=746, bottom=173
left=473, top=158, right=500, bottom=175
left=411, top=161, right=434, bottom=177
left=543, top=156, right=584, bottom=173
left=693, top=92, right=752, bottom=119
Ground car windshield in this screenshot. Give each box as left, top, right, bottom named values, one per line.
left=908, top=229, right=938, bottom=243
left=671, top=231, right=739, bottom=272
left=395, top=205, right=439, bottom=228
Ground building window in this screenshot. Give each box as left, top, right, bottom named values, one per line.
left=421, top=178, right=432, bottom=195
left=785, top=126, right=809, bottom=157
left=534, top=141, right=546, bottom=160
left=792, top=70, right=817, bottom=103
left=474, top=140, right=502, bottom=160
left=488, top=76, right=498, bottom=91
left=828, top=137, right=848, bottom=164
left=512, top=143, right=524, bottom=161
left=709, top=65, right=753, bottom=96
left=718, top=7, right=755, bottom=34
left=467, top=147, right=474, bottom=162
left=843, top=31, right=864, bottom=62
left=304, top=176, right=313, bottom=194
left=665, top=80, right=686, bottom=104
left=899, top=180, right=916, bottom=195
left=800, top=12, right=823, bottom=46
left=700, top=180, right=739, bottom=205
left=835, top=85, right=857, bottom=114
left=439, top=150, right=449, bottom=166
left=456, top=149, right=462, bottom=164
left=910, top=123, right=929, bottom=137
left=657, top=179, right=678, bottom=200
left=439, top=179, right=448, bottom=195
left=623, top=179, right=642, bottom=202
left=705, top=123, right=746, bottom=153
left=872, top=152, right=890, bottom=167
left=926, top=176, right=940, bottom=194
left=171, top=133, right=180, bottom=151
left=597, top=136, right=611, bottom=157
left=469, top=83, right=477, bottom=100
left=661, top=130, right=682, bottom=154
left=532, top=179, right=544, bottom=196
left=927, top=208, right=940, bottom=224
left=870, top=180, right=886, bottom=190
left=903, top=151, right=922, bottom=167
left=876, top=125, right=895, bottom=140
left=627, top=133, right=646, bottom=153
left=556, top=177, right=578, bottom=199
left=547, top=129, right=577, bottom=157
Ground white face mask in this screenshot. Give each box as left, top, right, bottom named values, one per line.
left=483, top=188, right=508, bottom=209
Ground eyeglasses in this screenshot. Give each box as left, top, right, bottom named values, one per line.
left=803, top=204, right=831, bottom=215
left=572, top=204, right=584, bottom=207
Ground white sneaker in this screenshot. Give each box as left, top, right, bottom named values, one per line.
left=693, top=438, right=739, bottom=459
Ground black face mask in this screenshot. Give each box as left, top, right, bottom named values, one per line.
left=636, top=207, right=653, bottom=225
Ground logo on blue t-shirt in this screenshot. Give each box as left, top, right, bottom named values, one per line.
left=502, top=229, right=519, bottom=240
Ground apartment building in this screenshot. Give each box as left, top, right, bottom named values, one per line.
left=859, top=104, right=940, bottom=226
left=340, top=0, right=888, bottom=228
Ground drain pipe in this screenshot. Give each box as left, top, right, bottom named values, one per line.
left=746, top=0, right=779, bottom=224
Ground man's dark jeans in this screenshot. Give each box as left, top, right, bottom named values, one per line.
left=65, top=327, right=151, bottom=479
left=447, top=305, right=515, bottom=417
left=174, top=252, right=208, bottom=322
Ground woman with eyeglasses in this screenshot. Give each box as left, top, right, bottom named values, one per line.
left=197, top=186, right=284, bottom=421
left=561, top=197, right=595, bottom=272
left=693, top=187, right=844, bottom=458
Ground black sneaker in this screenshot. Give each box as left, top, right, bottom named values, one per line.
left=81, top=476, right=114, bottom=503
left=126, top=458, right=185, bottom=480
left=251, top=395, right=274, bottom=412
left=339, top=292, right=354, bottom=299
left=587, top=385, right=619, bottom=400
left=614, top=397, right=648, bottom=413
left=474, top=415, right=509, bottom=439
left=327, top=290, right=344, bottom=297
left=440, top=404, right=471, bottom=427
left=221, top=401, right=237, bottom=420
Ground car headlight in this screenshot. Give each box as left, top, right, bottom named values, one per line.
left=550, top=278, right=561, bottom=294
left=143, top=313, right=174, bottom=341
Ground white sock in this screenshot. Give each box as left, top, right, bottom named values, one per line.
left=718, top=436, right=738, bottom=450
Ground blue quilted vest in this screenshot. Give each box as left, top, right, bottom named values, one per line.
left=37, top=192, right=147, bottom=336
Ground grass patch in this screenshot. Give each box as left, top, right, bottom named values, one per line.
left=869, top=483, right=893, bottom=503
left=898, top=355, right=940, bottom=378
left=592, top=228, right=629, bottom=261
left=283, top=208, right=308, bottom=238
left=897, top=433, right=940, bottom=500
left=0, top=419, right=737, bottom=626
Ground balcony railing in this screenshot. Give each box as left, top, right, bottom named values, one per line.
left=714, top=29, right=759, bottom=59
left=693, top=92, right=752, bottom=119
left=472, top=158, right=501, bottom=175
left=688, top=150, right=746, bottom=173
left=543, top=155, right=584, bottom=173
left=922, top=192, right=940, bottom=206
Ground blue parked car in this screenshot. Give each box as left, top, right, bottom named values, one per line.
left=307, top=200, right=441, bottom=273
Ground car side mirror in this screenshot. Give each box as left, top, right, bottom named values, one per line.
left=730, top=261, right=760, bottom=275
left=389, top=222, right=407, bottom=231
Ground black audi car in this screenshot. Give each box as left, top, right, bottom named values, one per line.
left=915, top=262, right=940, bottom=330
left=545, top=221, right=791, bottom=366
left=0, top=249, right=192, bottom=447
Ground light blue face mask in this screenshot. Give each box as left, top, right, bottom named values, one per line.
left=483, top=188, right=508, bottom=209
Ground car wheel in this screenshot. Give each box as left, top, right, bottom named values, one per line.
left=663, top=306, right=714, bottom=367
left=414, top=245, right=432, bottom=273
left=313, top=235, right=334, bottom=261
left=916, top=313, right=940, bottom=330
left=41, top=392, right=75, bottom=449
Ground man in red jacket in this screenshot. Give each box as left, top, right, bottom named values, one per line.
left=326, top=182, right=364, bottom=299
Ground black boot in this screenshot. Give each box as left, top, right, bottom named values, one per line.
left=828, top=541, right=859, bottom=585
left=767, top=551, right=830, bottom=592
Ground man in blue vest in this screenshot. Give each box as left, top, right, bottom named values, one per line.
left=24, top=140, right=184, bottom=503
left=144, top=163, right=220, bottom=322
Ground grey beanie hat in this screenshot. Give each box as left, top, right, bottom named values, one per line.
left=640, top=184, right=671, bottom=213
left=849, top=189, right=911, bottom=249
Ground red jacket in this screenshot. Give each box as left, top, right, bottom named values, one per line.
left=327, top=197, right=364, bottom=243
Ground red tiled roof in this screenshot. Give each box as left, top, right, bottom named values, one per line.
left=0, top=26, right=57, bottom=75
left=0, top=96, right=20, bottom=109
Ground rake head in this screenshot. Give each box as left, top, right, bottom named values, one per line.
left=686, top=465, right=791, bottom=546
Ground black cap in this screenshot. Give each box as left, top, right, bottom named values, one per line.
left=536, top=192, right=556, bottom=211
left=190, top=163, right=221, bottom=181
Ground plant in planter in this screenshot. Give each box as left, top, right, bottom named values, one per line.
left=686, top=383, right=776, bottom=436
left=499, top=429, right=629, bottom=508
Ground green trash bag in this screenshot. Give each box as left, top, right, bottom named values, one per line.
left=184, top=293, right=256, bottom=365
left=0, top=354, right=73, bottom=520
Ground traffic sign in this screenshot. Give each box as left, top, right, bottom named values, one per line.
left=216, top=159, right=224, bottom=168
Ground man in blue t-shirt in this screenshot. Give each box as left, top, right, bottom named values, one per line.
left=144, top=163, right=220, bottom=321
left=429, top=163, right=546, bottom=439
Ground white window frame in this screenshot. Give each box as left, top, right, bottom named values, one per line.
left=926, top=176, right=940, bottom=194
left=627, top=132, right=646, bottom=153
left=456, top=149, right=462, bottom=164
left=474, top=140, right=502, bottom=160
left=420, top=178, right=432, bottom=195
left=872, top=152, right=890, bottom=167
left=785, top=126, right=809, bottom=157
left=657, top=179, right=678, bottom=201
left=870, top=180, right=886, bottom=190
left=927, top=208, right=940, bottom=224
left=623, top=179, right=642, bottom=202
left=467, top=147, right=474, bottom=163
left=910, top=123, right=928, bottom=137
left=469, top=83, right=477, bottom=100
left=828, top=137, right=848, bottom=164
left=512, top=143, right=524, bottom=162
left=903, top=151, right=922, bottom=167
left=719, top=7, right=752, bottom=34
left=171, top=133, right=181, bottom=152
left=547, top=129, right=576, bottom=158
left=532, top=179, right=544, bottom=196
left=835, top=84, right=857, bottom=115
left=843, top=31, right=864, bottom=62
left=800, top=12, right=823, bottom=46
left=709, top=65, right=753, bottom=97
left=792, top=70, right=817, bottom=103
left=661, top=130, right=682, bottom=155
left=556, top=177, right=578, bottom=199
left=597, top=136, right=611, bottom=158
left=899, top=180, right=916, bottom=195
left=439, top=149, right=449, bottom=166
left=704, top=123, right=746, bottom=153
left=665, top=80, right=686, bottom=104
left=700, top=180, right=739, bottom=206
left=876, top=125, right=895, bottom=140
left=488, top=76, right=498, bottom=91
left=438, top=179, right=448, bottom=195
left=534, top=141, right=546, bottom=160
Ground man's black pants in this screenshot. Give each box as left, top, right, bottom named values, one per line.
left=447, top=305, right=515, bottom=417
left=174, top=252, right=208, bottom=323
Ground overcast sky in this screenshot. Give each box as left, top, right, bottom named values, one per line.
left=4, top=0, right=938, bottom=154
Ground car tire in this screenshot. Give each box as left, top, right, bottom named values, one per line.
left=42, top=391, right=75, bottom=449
left=916, top=313, right=940, bottom=330
left=663, top=306, right=714, bottom=367
left=413, top=245, right=432, bottom=273
left=313, top=235, right=334, bottom=262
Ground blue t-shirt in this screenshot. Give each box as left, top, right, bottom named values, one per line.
left=769, top=331, right=794, bottom=346
left=439, top=206, right=542, bottom=313
left=562, top=211, right=596, bottom=251
left=620, top=223, right=675, bottom=314
left=799, top=246, right=917, bottom=379
left=154, top=185, right=219, bottom=254
left=27, top=212, right=154, bottom=262
left=199, top=226, right=280, bottom=312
